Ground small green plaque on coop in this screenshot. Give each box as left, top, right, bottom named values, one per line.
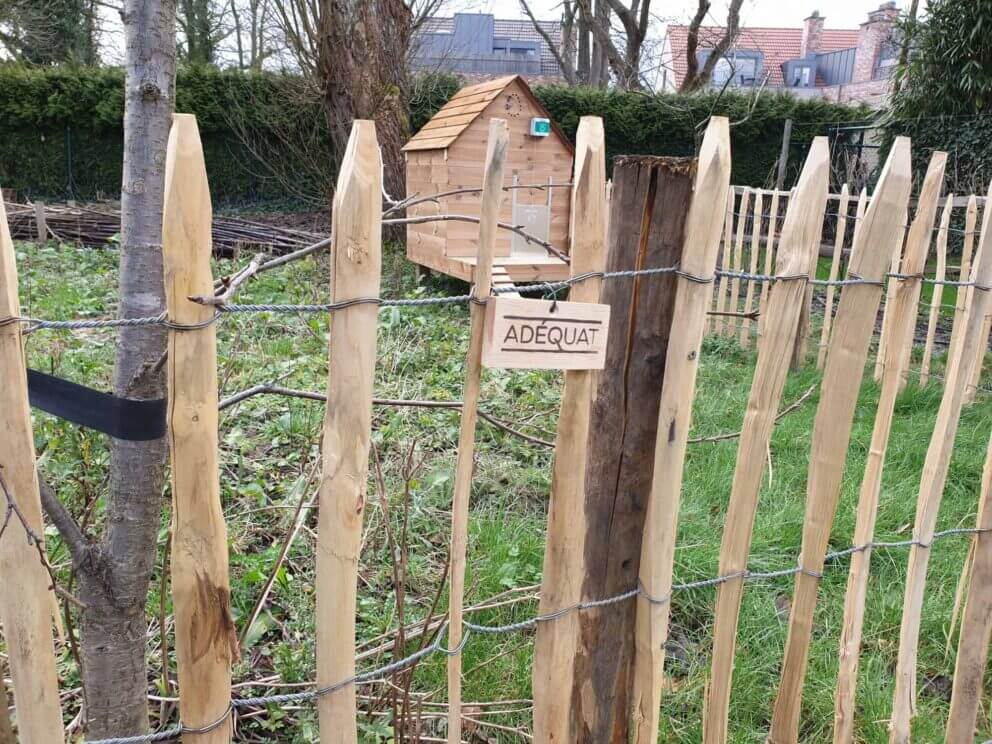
left=529, top=118, right=551, bottom=137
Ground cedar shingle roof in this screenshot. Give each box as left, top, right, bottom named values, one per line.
left=667, top=25, right=860, bottom=88
left=403, top=76, right=517, bottom=152
left=402, top=75, right=572, bottom=154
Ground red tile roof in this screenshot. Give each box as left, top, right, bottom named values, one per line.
left=667, top=25, right=860, bottom=89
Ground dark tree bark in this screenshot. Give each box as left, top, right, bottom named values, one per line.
left=71, top=0, right=176, bottom=737
left=570, top=156, right=695, bottom=743
left=577, top=8, right=591, bottom=84
left=680, top=0, right=744, bottom=92
left=317, top=0, right=411, bottom=199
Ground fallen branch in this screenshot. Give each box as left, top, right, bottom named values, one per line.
left=384, top=214, right=569, bottom=265
left=218, top=384, right=556, bottom=448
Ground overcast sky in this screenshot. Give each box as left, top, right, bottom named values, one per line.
left=446, top=0, right=922, bottom=29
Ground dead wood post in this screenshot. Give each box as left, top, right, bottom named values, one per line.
left=446, top=118, right=508, bottom=744
left=532, top=116, right=607, bottom=744
left=889, top=178, right=992, bottom=744
left=920, top=195, right=952, bottom=384
left=0, top=192, right=65, bottom=744
left=740, top=190, right=763, bottom=347
left=776, top=119, right=793, bottom=191
left=817, top=184, right=850, bottom=369
left=945, top=432, right=992, bottom=742
left=568, top=153, right=695, bottom=744
left=33, top=201, right=46, bottom=245
left=947, top=195, right=979, bottom=381
left=769, top=138, right=913, bottom=744
left=831, top=152, right=946, bottom=744
left=701, top=138, right=830, bottom=744
left=316, top=120, right=383, bottom=743
left=162, top=114, right=234, bottom=744
left=631, top=117, right=731, bottom=744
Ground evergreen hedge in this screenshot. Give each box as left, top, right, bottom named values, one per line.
left=0, top=65, right=868, bottom=202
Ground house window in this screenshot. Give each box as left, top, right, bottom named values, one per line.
left=701, top=50, right=761, bottom=87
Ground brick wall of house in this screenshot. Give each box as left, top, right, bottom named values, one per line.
left=852, top=2, right=899, bottom=83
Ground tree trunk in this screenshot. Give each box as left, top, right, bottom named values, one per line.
left=76, top=0, right=175, bottom=737
left=577, top=11, right=590, bottom=84
left=318, top=0, right=411, bottom=199
left=590, top=0, right=609, bottom=87
left=0, top=657, right=15, bottom=744
left=570, top=156, right=693, bottom=743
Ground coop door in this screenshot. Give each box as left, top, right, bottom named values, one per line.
left=510, top=176, right=552, bottom=257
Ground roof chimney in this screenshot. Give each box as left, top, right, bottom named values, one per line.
left=852, top=1, right=898, bottom=82
left=801, top=10, right=824, bottom=58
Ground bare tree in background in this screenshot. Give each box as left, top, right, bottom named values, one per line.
left=37, top=0, right=177, bottom=737
left=679, top=0, right=744, bottom=92
left=272, top=0, right=443, bottom=196
left=519, top=0, right=651, bottom=89
left=228, top=0, right=276, bottom=69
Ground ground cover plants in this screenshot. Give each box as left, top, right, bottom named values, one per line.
left=11, top=237, right=992, bottom=742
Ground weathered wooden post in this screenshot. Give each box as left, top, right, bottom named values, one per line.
left=631, top=116, right=731, bottom=744
left=945, top=432, right=992, bottom=743
left=567, top=153, right=695, bottom=743
left=162, top=113, right=235, bottom=743
left=532, top=116, right=607, bottom=743
left=889, top=177, right=992, bottom=744
left=702, top=138, right=830, bottom=744
left=769, top=138, right=913, bottom=744
left=830, top=152, right=945, bottom=744
left=316, top=120, right=383, bottom=743
left=712, top=189, right=734, bottom=336
left=0, top=192, right=66, bottom=744
left=33, top=201, right=46, bottom=245
left=446, top=118, right=508, bottom=744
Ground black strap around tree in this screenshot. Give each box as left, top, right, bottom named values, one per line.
left=27, top=369, right=167, bottom=441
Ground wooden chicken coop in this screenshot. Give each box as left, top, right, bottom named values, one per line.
left=403, top=76, right=575, bottom=286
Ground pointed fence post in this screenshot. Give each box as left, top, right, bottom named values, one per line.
left=162, top=113, right=235, bottom=743
left=889, top=178, right=992, bottom=744
left=726, top=188, right=750, bottom=337
left=532, top=116, right=607, bottom=744
left=947, top=195, right=979, bottom=382
left=316, top=120, right=383, bottom=743
left=920, top=195, right=952, bottom=385
left=768, top=137, right=913, bottom=744
left=740, top=190, right=763, bottom=347
left=756, top=191, right=782, bottom=339
left=446, top=118, right=508, bottom=744
left=0, top=193, right=65, bottom=744
left=630, top=116, right=731, bottom=744
left=701, top=138, right=830, bottom=744
left=831, top=151, right=946, bottom=744
left=817, top=184, right=850, bottom=369
left=945, top=432, right=992, bottom=743
left=712, top=189, right=734, bottom=336
left=874, top=210, right=907, bottom=383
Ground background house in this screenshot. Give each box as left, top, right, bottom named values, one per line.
left=662, top=2, right=901, bottom=107
left=410, top=13, right=567, bottom=83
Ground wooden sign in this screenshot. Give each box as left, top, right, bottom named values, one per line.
left=482, top=296, right=610, bottom=370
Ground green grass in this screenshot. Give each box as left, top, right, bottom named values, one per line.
left=12, top=240, right=992, bottom=742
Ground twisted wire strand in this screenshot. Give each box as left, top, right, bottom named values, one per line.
left=85, top=526, right=988, bottom=744
left=15, top=265, right=987, bottom=333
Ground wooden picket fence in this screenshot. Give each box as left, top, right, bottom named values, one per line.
left=2, top=112, right=992, bottom=744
